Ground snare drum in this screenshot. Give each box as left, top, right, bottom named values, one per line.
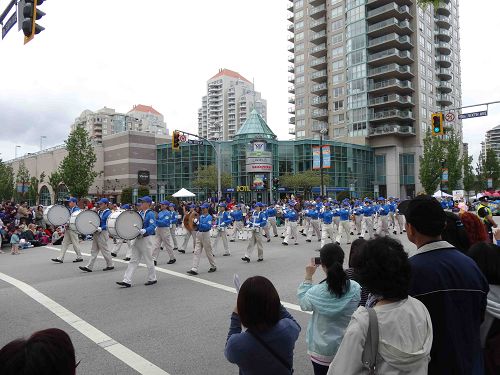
left=43, top=205, right=70, bottom=227
left=107, top=210, right=143, bottom=240
left=69, top=210, right=100, bottom=235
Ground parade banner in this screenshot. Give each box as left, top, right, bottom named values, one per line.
left=322, top=145, right=331, bottom=169
left=312, top=146, right=320, bottom=169
left=442, top=168, right=449, bottom=183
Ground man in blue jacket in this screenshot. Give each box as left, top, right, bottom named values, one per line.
left=79, top=198, right=114, bottom=272
left=242, top=202, right=267, bottom=263
left=117, top=196, right=158, bottom=287
left=187, top=203, right=216, bottom=275
left=51, top=197, right=83, bottom=263
left=152, top=200, right=176, bottom=266
left=400, top=195, right=489, bottom=375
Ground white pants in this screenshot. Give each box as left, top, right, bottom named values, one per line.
left=321, top=223, right=336, bottom=248
left=169, top=224, right=179, bottom=249
left=354, top=216, right=362, bottom=235
left=245, top=228, right=263, bottom=260
left=307, top=219, right=321, bottom=241
left=191, top=231, right=216, bottom=272
left=112, top=238, right=133, bottom=259
left=213, top=228, right=229, bottom=255
left=281, top=219, right=289, bottom=237
left=336, top=221, right=352, bottom=244
left=123, top=235, right=156, bottom=284
left=284, top=221, right=298, bottom=244
left=232, top=221, right=245, bottom=240
left=153, top=227, right=175, bottom=261
left=388, top=211, right=395, bottom=228
left=333, top=217, right=340, bottom=231
left=396, top=214, right=406, bottom=233
left=86, top=230, right=113, bottom=270
left=267, top=217, right=278, bottom=236
left=302, top=217, right=311, bottom=234
left=181, top=229, right=196, bottom=251
left=58, top=229, right=83, bottom=261
left=362, top=216, right=374, bottom=239
left=377, top=215, right=390, bottom=237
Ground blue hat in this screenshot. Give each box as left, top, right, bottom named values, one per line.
left=218, top=203, right=226, bottom=208
left=255, top=202, right=264, bottom=207
left=160, top=200, right=170, bottom=205
left=121, top=204, right=130, bottom=209
left=138, top=196, right=152, bottom=204
left=200, top=203, right=210, bottom=209
left=378, top=196, right=385, bottom=201
left=324, top=202, right=331, bottom=207
left=65, top=197, right=77, bottom=203
left=97, top=198, right=109, bottom=205
left=188, top=204, right=196, bottom=209
left=288, top=200, right=296, bottom=206
left=168, top=203, right=176, bottom=207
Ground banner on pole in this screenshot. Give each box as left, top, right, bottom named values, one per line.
left=442, top=168, right=449, bottom=183
left=312, top=146, right=320, bottom=169
left=322, top=145, right=331, bottom=169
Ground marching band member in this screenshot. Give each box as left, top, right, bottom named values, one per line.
left=260, top=203, right=271, bottom=243
left=265, top=204, right=279, bottom=237
left=282, top=201, right=299, bottom=246
left=376, top=197, right=390, bottom=237
left=332, top=200, right=341, bottom=232
left=319, top=202, right=336, bottom=249
left=352, top=200, right=363, bottom=236
left=229, top=204, right=245, bottom=242
left=395, top=199, right=406, bottom=235
left=242, top=202, right=267, bottom=263
left=361, top=199, right=375, bottom=239
left=152, top=200, right=176, bottom=266
left=116, top=196, right=157, bottom=287
left=305, top=202, right=321, bottom=243
left=51, top=197, right=84, bottom=264
left=300, top=201, right=312, bottom=237
left=111, top=204, right=133, bottom=261
left=335, top=202, right=352, bottom=245
left=179, top=204, right=197, bottom=253
left=168, top=203, right=180, bottom=250
left=212, top=203, right=232, bottom=256
left=187, top=203, right=216, bottom=275
left=79, top=198, right=114, bottom=273
left=388, top=197, right=397, bottom=234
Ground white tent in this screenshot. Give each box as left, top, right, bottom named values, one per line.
left=172, top=188, right=196, bottom=198
left=432, top=190, right=452, bottom=198
left=470, top=192, right=484, bottom=200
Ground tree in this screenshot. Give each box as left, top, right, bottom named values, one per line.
left=59, top=125, right=98, bottom=198
left=16, top=160, right=30, bottom=200
left=28, top=172, right=45, bottom=205
left=121, top=187, right=132, bottom=204
left=192, top=165, right=232, bottom=193
left=48, top=170, right=63, bottom=195
left=444, top=129, right=462, bottom=191
left=138, top=186, right=150, bottom=197
left=419, top=131, right=445, bottom=194
left=477, top=148, right=500, bottom=190
left=0, top=160, right=14, bottom=201
left=279, top=170, right=331, bottom=199
left=462, top=155, right=475, bottom=197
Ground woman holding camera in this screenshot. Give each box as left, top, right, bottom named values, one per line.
left=297, top=243, right=361, bottom=375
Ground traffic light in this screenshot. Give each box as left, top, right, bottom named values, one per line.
left=172, top=131, right=180, bottom=150
left=22, top=0, right=45, bottom=45
left=431, top=113, right=444, bottom=136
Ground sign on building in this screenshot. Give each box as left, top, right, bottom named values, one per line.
left=138, top=170, right=150, bottom=185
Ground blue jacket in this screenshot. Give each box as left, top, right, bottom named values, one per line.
left=378, top=204, right=390, bottom=216
left=215, top=211, right=232, bottom=227
left=198, top=214, right=212, bottom=232
left=248, top=210, right=267, bottom=228
left=156, top=209, right=171, bottom=228
left=231, top=210, right=243, bottom=221
left=139, top=209, right=156, bottom=236
left=362, top=206, right=374, bottom=216
left=297, top=280, right=360, bottom=362
left=320, top=210, right=334, bottom=224
left=305, top=209, right=319, bottom=220
left=266, top=207, right=277, bottom=217
left=69, top=206, right=80, bottom=214
left=284, top=209, right=298, bottom=222
left=409, top=241, right=489, bottom=375
left=99, top=209, right=111, bottom=230
left=339, top=208, right=350, bottom=221
left=389, top=202, right=397, bottom=212
left=353, top=207, right=363, bottom=216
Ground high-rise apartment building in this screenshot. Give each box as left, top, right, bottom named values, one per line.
left=482, top=125, right=500, bottom=159
left=198, top=69, right=267, bottom=141
left=71, top=105, right=167, bottom=142
left=287, top=0, right=462, bottom=197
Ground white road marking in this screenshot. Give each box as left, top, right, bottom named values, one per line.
left=0, top=271, right=170, bottom=375
left=45, top=246, right=309, bottom=314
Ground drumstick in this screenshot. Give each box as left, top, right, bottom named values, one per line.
left=133, top=224, right=142, bottom=233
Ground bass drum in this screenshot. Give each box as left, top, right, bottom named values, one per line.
left=107, top=210, right=143, bottom=240
left=43, top=205, right=70, bottom=227
left=69, top=210, right=100, bottom=235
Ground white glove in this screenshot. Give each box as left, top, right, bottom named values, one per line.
left=139, top=229, right=146, bottom=235
left=96, top=227, right=102, bottom=233
left=193, top=219, right=199, bottom=224
left=177, top=215, right=181, bottom=219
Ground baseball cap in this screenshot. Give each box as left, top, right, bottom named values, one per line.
left=97, top=198, right=109, bottom=205
left=398, top=195, right=446, bottom=236
left=121, top=204, right=131, bottom=209
left=255, top=202, right=264, bottom=207
left=218, top=203, right=226, bottom=208
left=168, top=203, right=176, bottom=207
left=138, top=196, right=152, bottom=204
left=65, top=197, right=77, bottom=203
left=160, top=200, right=170, bottom=205
left=200, top=203, right=210, bottom=209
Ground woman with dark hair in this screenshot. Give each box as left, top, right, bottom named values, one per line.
left=328, top=237, right=433, bottom=375
left=225, top=276, right=301, bottom=374
left=0, top=328, right=78, bottom=375
left=297, top=243, right=361, bottom=375
left=441, top=211, right=470, bottom=253
left=460, top=211, right=489, bottom=247
left=345, top=238, right=369, bottom=306
left=468, top=242, right=500, bottom=375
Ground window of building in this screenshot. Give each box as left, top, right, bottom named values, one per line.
left=333, top=100, right=344, bottom=111
left=348, top=64, right=366, bottom=80
left=331, top=5, right=343, bottom=18
left=296, top=75, right=304, bottom=84
left=346, top=5, right=364, bottom=23
left=296, top=64, right=304, bottom=74
left=295, top=31, right=304, bottom=41
left=296, top=53, right=304, bottom=63
left=419, top=20, right=424, bottom=31
left=296, top=108, right=305, bottom=117
left=331, top=0, right=342, bottom=6
left=347, top=35, right=365, bottom=52
left=347, top=79, right=366, bottom=95
left=331, top=33, right=343, bottom=45
left=296, top=97, right=304, bottom=107
left=346, top=19, right=365, bottom=38
left=296, top=86, right=305, bottom=95
left=419, top=49, right=425, bottom=60
left=347, top=49, right=365, bottom=65
left=332, top=86, right=344, bottom=97
left=333, top=113, right=345, bottom=123
left=296, top=130, right=305, bottom=138
left=296, top=119, right=305, bottom=128
left=296, top=42, right=304, bottom=52
left=426, top=40, right=432, bottom=53
left=332, top=59, right=344, bottom=71
left=427, top=67, right=432, bottom=78
left=295, top=0, right=303, bottom=7
left=332, top=73, right=344, bottom=84
left=348, top=93, right=367, bottom=109
left=420, top=78, right=426, bottom=90
left=419, top=34, right=425, bottom=46
left=331, top=19, right=344, bottom=32
left=420, top=92, right=426, bottom=105
left=400, top=154, right=415, bottom=185
left=421, top=121, right=428, bottom=134
left=332, top=46, right=343, bottom=58
left=375, top=155, right=386, bottom=184
left=295, top=10, right=303, bottom=20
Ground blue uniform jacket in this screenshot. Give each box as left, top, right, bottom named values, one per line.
left=266, top=208, right=277, bottom=217
left=362, top=206, right=374, bottom=216
left=320, top=210, right=334, bottom=224
left=353, top=207, right=363, bottom=216
left=230, top=210, right=243, bottom=221
left=339, top=208, right=350, bottom=221
left=306, top=209, right=319, bottom=220
left=140, top=209, right=157, bottom=236
left=249, top=211, right=267, bottom=227
left=215, top=211, right=232, bottom=227
left=284, top=209, right=298, bottom=222
left=156, top=209, right=171, bottom=228
left=198, top=214, right=213, bottom=232
left=389, top=202, right=397, bottom=213
left=70, top=206, right=80, bottom=214
left=99, top=209, right=111, bottom=230
left=378, top=204, right=390, bottom=216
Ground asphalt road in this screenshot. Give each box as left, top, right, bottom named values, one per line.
left=0, top=226, right=417, bottom=375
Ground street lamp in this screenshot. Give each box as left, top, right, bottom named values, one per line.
left=15, top=145, right=21, bottom=158
left=40, top=135, right=47, bottom=151
left=214, top=125, right=222, bottom=201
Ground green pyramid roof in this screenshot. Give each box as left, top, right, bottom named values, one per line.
left=234, top=109, right=277, bottom=140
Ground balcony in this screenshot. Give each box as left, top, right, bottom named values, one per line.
left=311, top=95, right=328, bottom=108
left=288, top=65, right=294, bottom=73
left=309, top=0, right=324, bottom=6
left=288, top=33, right=294, bottom=42
left=310, top=30, right=327, bottom=44
left=367, top=124, right=415, bottom=138
left=288, top=44, right=294, bottom=53
left=436, top=94, right=453, bottom=106
left=435, top=14, right=451, bottom=29
left=287, top=0, right=293, bottom=12
left=310, top=43, right=327, bottom=57
left=435, top=41, right=451, bottom=55
left=287, top=12, right=294, bottom=22
left=311, top=82, right=328, bottom=95
left=288, top=96, right=295, bottom=104
left=288, top=107, right=295, bottom=114
left=435, top=28, right=451, bottom=42
left=311, top=69, right=327, bottom=82
left=368, top=33, right=412, bottom=52
left=367, top=18, right=412, bottom=38
left=289, top=117, right=295, bottom=124
left=368, top=63, right=414, bottom=79
left=310, top=17, right=326, bottom=32
left=368, top=48, right=413, bottom=66
left=288, top=54, right=294, bottom=63
left=310, top=56, right=327, bottom=70
left=437, top=81, right=452, bottom=93
left=436, top=54, right=452, bottom=68
left=289, top=127, right=296, bottom=135
left=310, top=3, right=326, bottom=19
left=312, top=121, right=328, bottom=131
left=312, top=108, right=328, bottom=120
left=369, top=109, right=414, bottom=122
left=368, top=94, right=413, bottom=108
left=367, top=3, right=412, bottom=23
left=287, top=24, right=294, bottom=32
left=368, top=78, right=413, bottom=94
left=436, top=2, right=451, bottom=16
left=288, top=85, right=295, bottom=94
left=437, top=68, right=452, bottom=80
left=367, top=0, right=412, bottom=7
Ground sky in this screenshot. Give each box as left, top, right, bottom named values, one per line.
left=0, top=0, right=498, bottom=163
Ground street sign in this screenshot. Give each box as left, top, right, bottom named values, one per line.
left=178, top=134, right=187, bottom=142
left=458, top=111, right=488, bottom=120
left=186, top=139, right=203, bottom=145
left=445, top=112, right=455, bottom=122
left=1, top=10, right=16, bottom=39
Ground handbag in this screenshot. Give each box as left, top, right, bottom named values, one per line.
left=247, top=330, right=294, bottom=374
left=362, top=307, right=379, bottom=375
